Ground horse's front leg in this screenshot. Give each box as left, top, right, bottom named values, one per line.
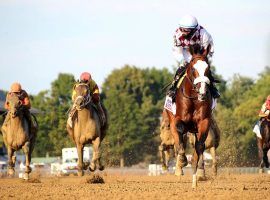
left=22, top=141, right=32, bottom=180
left=76, top=144, right=84, bottom=176
left=263, top=148, right=269, bottom=168
left=209, top=147, right=217, bottom=176
left=90, top=137, right=104, bottom=171
left=257, top=137, right=264, bottom=173
left=7, top=147, right=15, bottom=176
left=159, top=144, right=167, bottom=170
left=171, top=121, right=187, bottom=176
left=192, top=119, right=209, bottom=188
left=164, top=147, right=171, bottom=170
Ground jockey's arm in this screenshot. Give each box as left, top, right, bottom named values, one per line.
left=172, top=34, right=186, bottom=66
left=258, top=103, right=268, bottom=117
left=89, top=80, right=100, bottom=104
left=21, top=91, right=31, bottom=109
left=201, top=31, right=214, bottom=60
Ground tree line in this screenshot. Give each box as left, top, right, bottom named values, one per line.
left=1, top=65, right=270, bottom=167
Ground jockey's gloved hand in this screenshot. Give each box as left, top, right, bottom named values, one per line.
left=178, top=59, right=186, bottom=68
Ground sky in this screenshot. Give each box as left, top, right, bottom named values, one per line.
left=0, top=0, right=269, bottom=94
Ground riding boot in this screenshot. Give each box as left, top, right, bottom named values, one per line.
left=24, top=110, right=36, bottom=134
left=167, top=66, right=186, bottom=101
left=210, top=84, right=220, bottom=99
left=208, top=70, right=220, bottom=99
left=96, top=102, right=106, bottom=126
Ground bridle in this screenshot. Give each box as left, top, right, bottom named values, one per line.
left=9, top=94, right=23, bottom=118
left=181, top=56, right=210, bottom=100
left=73, top=83, right=92, bottom=111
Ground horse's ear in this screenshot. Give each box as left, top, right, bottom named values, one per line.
left=202, top=45, right=211, bottom=57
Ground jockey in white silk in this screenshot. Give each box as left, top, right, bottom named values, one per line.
left=167, top=15, right=220, bottom=101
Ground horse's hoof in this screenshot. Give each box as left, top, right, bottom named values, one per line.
left=259, top=169, right=264, bottom=174
left=177, top=154, right=188, bottom=168
left=192, top=182, right=197, bottom=189
left=77, top=170, right=84, bottom=177
left=8, top=168, right=15, bottom=176
left=192, top=174, right=197, bottom=189
left=162, top=165, right=168, bottom=171
left=98, top=166, right=105, bottom=171
left=83, top=162, right=90, bottom=170
left=89, top=164, right=96, bottom=172
left=23, top=173, right=29, bottom=180
left=197, top=175, right=206, bottom=181
left=174, top=168, right=184, bottom=176
left=197, top=169, right=205, bottom=180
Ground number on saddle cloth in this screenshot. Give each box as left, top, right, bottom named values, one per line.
left=164, top=96, right=176, bottom=115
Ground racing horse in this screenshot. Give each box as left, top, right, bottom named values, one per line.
left=1, top=93, right=37, bottom=180
left=159, top=110, right=220, bottom=177
left=166, top=44, right=213, bottom=188
left=66, top=83, right=107, bottom=176
left=257, top=114, right=270, bottom=173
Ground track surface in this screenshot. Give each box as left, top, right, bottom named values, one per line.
left=0, top=171, right=270, bottom=200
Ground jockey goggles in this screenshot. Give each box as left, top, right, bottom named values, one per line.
left=180, top=27, right=193, bottom=33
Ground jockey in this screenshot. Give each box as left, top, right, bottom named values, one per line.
left=2, top=82, right=35, bottom=133
left=259, top=95, right=270, bottom=117
left=253, top=95, right=270, bottom=138
left=67, top=72, right=106, bottom=127
left=167, top=15, right=220, bottom=101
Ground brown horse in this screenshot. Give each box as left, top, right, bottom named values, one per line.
left=166, top=44, right=213, bottom=188
left=66, top=83, right=107, bottom=176
left=1, top=93, right=37, bottom=180
left=159, top=111, right=220, bottom=177
left=257, top=115, right=270, bottom=173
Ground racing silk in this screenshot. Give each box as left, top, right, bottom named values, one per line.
left=72, top=79, right=100, bottom=103
left=259, top=102, right=270, bottom=117
left=4, top=90, right=31, bottom=110
left=172, top=25, right=214, bottom=64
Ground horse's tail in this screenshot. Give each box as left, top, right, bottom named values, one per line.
left=211, top=117, right=220, bottom=149
left=100, top=103, right=108, bottom=142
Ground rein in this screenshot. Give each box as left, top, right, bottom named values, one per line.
left=181, top=72, right=198, bottom=99
left=74, top=93, right=92, bottom=111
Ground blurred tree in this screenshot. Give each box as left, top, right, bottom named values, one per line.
left=102, top=65, right=172, bottom=166
left=32, top=73, right=75, bottom=156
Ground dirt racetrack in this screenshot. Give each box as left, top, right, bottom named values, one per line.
left=0, top=171, right=270, bottom=200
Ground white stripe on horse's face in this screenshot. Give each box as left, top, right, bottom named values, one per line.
left=193, top=60, right=209, bottom=99
left=193, top=60, right=208, bottom=77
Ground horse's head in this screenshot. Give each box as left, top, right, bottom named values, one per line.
left=187, top=44, right=211, bottom=101
left=8, top=93, right=23, bottom=118
left=73, top=83, right=91, bottom=110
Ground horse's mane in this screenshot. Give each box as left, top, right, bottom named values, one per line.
left=189, top=44, right=204, bottom=55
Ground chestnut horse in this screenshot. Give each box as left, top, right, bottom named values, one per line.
left=1, top=93, right=37, bottom=180
left=257, top=115, right=270, bottom=173
left=166, top=44, right=213, bottom=188
left=66, top=83, right=107, bottom=176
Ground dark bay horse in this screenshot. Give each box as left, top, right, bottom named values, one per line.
left=66, top=83, right=107, bottom=176
left=1, top=93, right=37, bottom=180
left=166, top=45, right=213, bottom=188
left=257, top=115, right=270, bottom=173
left=159, top=110, right=220, bottom=177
